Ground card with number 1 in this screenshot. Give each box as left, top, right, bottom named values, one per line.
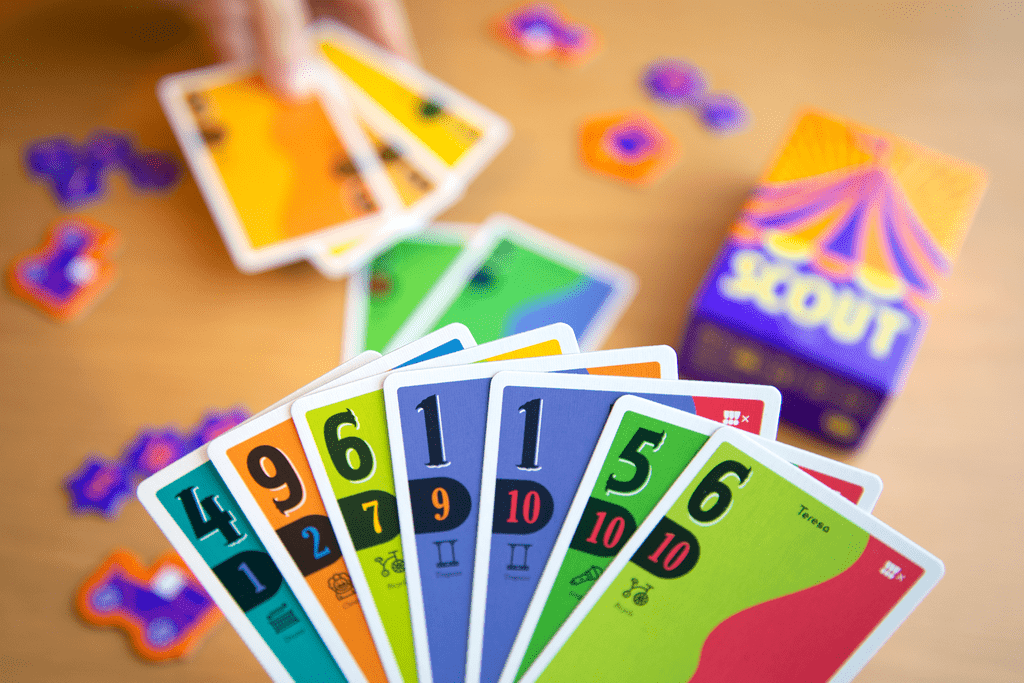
left=383, top=345, right=677, bottom=683
left=290, top=325, right=581, bottom=683
left=521, top=398, right=943, bottom=683
left=468, top=372, right=781, bottom=683
left=495, top=375, right=881, bottom=683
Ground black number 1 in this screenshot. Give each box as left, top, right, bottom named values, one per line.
left=416, top=394, right=449, bottom=468
left=518, top=398, right=543, bottom=470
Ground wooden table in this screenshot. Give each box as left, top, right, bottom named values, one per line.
left=1, top=0, right=1020, bottom=680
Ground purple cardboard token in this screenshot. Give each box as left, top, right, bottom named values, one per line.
left=184, top=406, right=250, bottom=452
left=26, top=137, right=105, bottom=206
left=643, top=59, right=707, bottom=106
left=697, top=92, right=749, bottom=133
left=84, top=130, right=135, bottom=172
left=65, top=456, right=132, bottom=518
left=123, top=151, right=180, bottom=191
left=119, top=427, right=188, bottom=479
left=26, top=137, right=80, bottom=176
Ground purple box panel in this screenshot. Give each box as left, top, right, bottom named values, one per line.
left=680, top=293, right=890, bottom=447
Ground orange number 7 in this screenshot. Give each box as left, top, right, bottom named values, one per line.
left=361, top=500, right=382, bottom=533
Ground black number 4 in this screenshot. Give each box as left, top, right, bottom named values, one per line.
left=176, top=486, right=246, bottom=546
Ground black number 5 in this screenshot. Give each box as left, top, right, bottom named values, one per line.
left=605, top=427, right=664, bottom=497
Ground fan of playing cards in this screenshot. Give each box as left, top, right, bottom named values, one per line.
left=159, top=20, right=511, bottom=276
left=138, top=323, right=943, bottom=683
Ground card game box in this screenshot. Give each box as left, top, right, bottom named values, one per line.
left=679, top=110, right=986, bottom=447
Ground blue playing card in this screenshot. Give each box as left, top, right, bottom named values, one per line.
left=383, top=347, right=678, bottom=683
left=467, top=372, right=782, bottom=683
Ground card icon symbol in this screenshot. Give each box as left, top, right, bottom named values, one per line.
left=434, top=539, right=459, bottom=568
left=880, top=560, right=904, bottom=581
left=622, top=577, right=653, bottom=606
left=374, top=550, right=405, bottom=577
left=569, top=565, right=603, bottom=586
left=507, top=543, right=532, bottom=571
left=722, top=410, right=742, bottom=426
left=327, top=572, right=354, bottom=600
left=266, top=604, right=300, bottom=634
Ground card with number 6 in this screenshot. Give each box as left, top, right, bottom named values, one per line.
left=520, top=397, right=943, bottom=683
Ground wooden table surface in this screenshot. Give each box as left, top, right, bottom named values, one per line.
left=1, top=0, right=1021, bottom=681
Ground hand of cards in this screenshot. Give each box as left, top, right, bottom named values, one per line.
left=159, top=20, right=510, bottom=275
left=138, top=322, right=942, bottom=683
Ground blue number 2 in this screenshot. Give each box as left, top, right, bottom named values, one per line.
left=302, top=526, right=331, bottom=559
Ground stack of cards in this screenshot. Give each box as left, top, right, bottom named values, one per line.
left=345, top=213, right=637, bottom=357
left=138, top=322, right=942, bottom=683
left=159, top=20, right=510, bottom=276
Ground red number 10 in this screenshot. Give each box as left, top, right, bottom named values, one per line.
left=646, top=531, right=691, bottom=572
left=506, top=489, right=541, bottom=524
left=584, top=511, right=626, bottom=549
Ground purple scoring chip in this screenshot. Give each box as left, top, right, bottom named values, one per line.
left=119, top=427, right=188, bottom=479
left=643, top=59, right=707, bottom=107
left=697, top=92, right=750, bottom=133
left=26, top=137, right=80, bottom=176
left=184, top=406, right=250, bottom=452
left=123, top=151, right=180, bottom=191
left=25, top=137, right=105, bottom=206
left=65, top=456, right=132, bottom=518
left=83, top=130, right=135, bottom=172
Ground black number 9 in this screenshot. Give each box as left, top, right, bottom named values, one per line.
left=324, top=410, right=374, bottom=482
left=687, top=460, right=751, bottom=524
left=247, top=445, right=304, bottom=515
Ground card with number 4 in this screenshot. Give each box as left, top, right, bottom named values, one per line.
left=138, top=351, right=383, bottom=683
left=521, top=397, right=943, bottom=683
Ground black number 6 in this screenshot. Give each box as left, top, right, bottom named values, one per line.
left=687, top=460, right=751, bottom=524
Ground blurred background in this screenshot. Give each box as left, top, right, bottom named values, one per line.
left=0, top=0, right=1021, bottom=681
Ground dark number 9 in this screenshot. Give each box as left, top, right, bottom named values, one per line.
left=247, top=445, right=304, bottom=515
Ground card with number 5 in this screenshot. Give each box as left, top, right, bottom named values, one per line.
left=521, top=397, right=943, bottom=683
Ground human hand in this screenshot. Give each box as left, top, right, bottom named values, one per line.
left=188, top=0, right=416, bottom=97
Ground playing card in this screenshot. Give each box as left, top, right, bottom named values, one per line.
left=382, top=346, right=678, bottom=683
left=495, top=377, right=878, bottom=683
left=308, top=105, right=467, bottom=279
left=748, top=435, right=883, bottom=512
left=137, top=351, right=382, bottom=683
left=158, top=61, right=402, bottom=273
left=520, top=398, right=943, bottom=683
left=312, top=19, right=511, bottom=187
left=290, top=325, right=581, bottom=683
left=343, top=224, right=475, bottom=360
left=387, top=214, right=638, bottom=352
left=468, top=372, right=779, bottom=683
left=205, top=326, right=479, bottom=683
